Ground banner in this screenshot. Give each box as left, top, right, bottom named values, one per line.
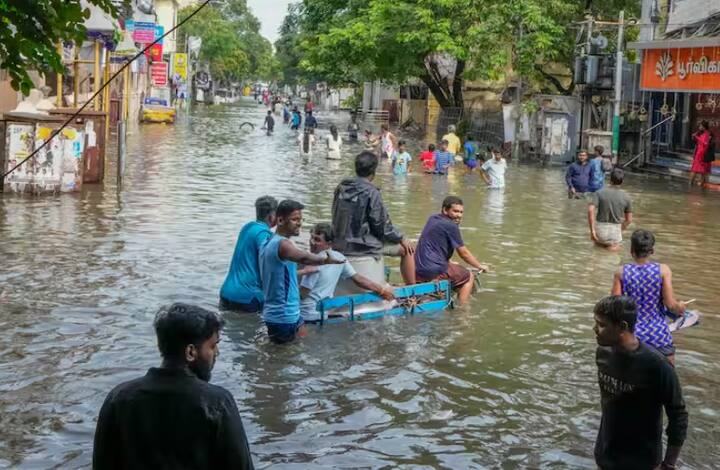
left=146, top=44, right=163, bottom=62
left=641, top=47, right=720, bottom=92
left=151, top=62, right=169, bottom=86
left=172, top=53, right=188, bottom=80
left=133, top=21, right=155, bottom=43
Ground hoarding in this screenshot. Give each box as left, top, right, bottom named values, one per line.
left=172, top=53, right=188, bottom=80
left=133, top=21, right=155, bottom=43
left=150, top=61, right=169, bottom=86
left=641, top=47, right=720, bottom=92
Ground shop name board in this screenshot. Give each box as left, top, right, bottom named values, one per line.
left=641, top=47, right=720, bottom=92
left=133, top=22, right=156, bottom=43
left=151, top=62, right=168, bottom=86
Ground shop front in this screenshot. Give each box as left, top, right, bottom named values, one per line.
left=629, top=39, right=720, bottom=183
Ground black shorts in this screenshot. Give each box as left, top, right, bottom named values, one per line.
left=266, top=318, right=304, bottom=344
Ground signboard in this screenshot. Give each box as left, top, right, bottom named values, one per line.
left=172, top=53, right=188, bottom=80
left=143, top=25, right=163, bottom=61
left=667, top=0, right=720, bottom=33
left=133, top=21, right=155, bottom=43
left=146, top=44, right=163, bottom=62
left=154, top=25, right=164, bottom=45
left=641, top=47, right=720, bottom=92
left=150, top=61, right=169, bottom=86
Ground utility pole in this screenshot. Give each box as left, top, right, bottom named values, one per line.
left=612, top=10, right=625, bottom=160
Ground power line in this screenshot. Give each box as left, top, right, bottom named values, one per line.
left=2, top=0, right=212, bottom=181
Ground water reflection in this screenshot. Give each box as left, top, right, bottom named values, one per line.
left=0, top=101, right=718, bottom=469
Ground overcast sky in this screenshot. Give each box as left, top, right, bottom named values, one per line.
left=247, top=0, right=295, bottom=44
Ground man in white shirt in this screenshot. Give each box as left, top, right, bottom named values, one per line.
left=481, top=148, right=508, bottom=188
left=300, top=223, right=394, bottom=322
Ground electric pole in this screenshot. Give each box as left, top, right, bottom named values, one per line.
left=612, top=10, right=625, bottom=159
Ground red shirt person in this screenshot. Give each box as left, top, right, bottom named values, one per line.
left=690, top=120, right=713, bottom=187
left=419, top=144, right=436, bottom=172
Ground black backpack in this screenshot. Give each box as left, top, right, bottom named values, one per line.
left=704, top=137, right=716, bottom=163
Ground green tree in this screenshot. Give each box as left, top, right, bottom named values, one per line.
left=0, top=0, right=124, bottom=95
left=274, top=4, right=303, bottom=86
left=179, top=0, right=279, bottom=84
left=287, top=0, right=639, bottom=108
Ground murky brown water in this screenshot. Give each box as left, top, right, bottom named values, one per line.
left=1, top=102, right=718, bottom=469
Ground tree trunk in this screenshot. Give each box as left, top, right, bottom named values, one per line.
left=452, top=60, right=465, bottom=108
left=419, top=58, right=465, bottom=110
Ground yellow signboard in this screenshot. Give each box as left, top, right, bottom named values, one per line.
left=173, top=53, right=188, bottom=80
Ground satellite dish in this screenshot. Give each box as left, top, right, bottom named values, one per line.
left=592, top=35, right=609, bottom=50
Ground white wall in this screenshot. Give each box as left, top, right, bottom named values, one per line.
left=155, top=0, right=178, bottom=54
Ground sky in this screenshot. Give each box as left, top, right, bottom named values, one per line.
left=247, top=0, right=295, bottom=44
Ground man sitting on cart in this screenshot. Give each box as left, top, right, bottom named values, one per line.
left=331, top=151, right=417, bottom=285
left=414, top=196, right=490, bottom=305
left=300, top=223, right=395, bottom=322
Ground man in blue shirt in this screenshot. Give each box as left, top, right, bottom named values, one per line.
left=300, top=223, right=394, bottom=322
left=434, top=139, right=453, bottom=175
left=219, top=196, right=278, bottom=313
left=565, top=150, right=594, bottom=198
left=415, top=196, right=489, bottom=305
left=304, top=110, right=318, bottom=130
left=259, top=200, right=344, bottom=344
left=588, top=145, right=606, bottom=192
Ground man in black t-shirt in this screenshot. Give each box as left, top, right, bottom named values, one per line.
left=93, top=304, right=254, bottom=470
left=593, top=296, right=688, bottom=470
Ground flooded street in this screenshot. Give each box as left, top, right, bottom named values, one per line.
left=1, top=103, right=719, bottom=469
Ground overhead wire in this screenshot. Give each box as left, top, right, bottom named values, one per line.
left=2, top=0, right=212, bottom=181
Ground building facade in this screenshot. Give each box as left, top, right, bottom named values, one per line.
left=628, top=0, right=720, bottom=183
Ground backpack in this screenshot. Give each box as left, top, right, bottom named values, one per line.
left=704, top=137, right=716, bottom=163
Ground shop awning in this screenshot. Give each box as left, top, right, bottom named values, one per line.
left=628, top=37, right=720, bottom=50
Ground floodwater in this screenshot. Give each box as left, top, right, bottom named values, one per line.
left=1, top=102, right=719, bottom=469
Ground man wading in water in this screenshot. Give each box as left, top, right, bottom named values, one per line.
left=587, top=168, right=632, bottom=251
left=93, top=304, right=254, bottom=469
left=593, top=296, right=688, bottom=470
left=259, top=200, right=343, bottom=343
left=332, top=151, right=416, bottom=285
left=219, top=196, right=277, bottom=313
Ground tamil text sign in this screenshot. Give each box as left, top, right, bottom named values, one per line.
left=133, top=21, right=155, bottom=43
left=641, top=47, right=720, bottom=92
left=150, top=62, right=168, bottom=86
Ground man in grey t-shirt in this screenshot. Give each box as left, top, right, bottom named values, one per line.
left=588, top=168, right=633, bottom=251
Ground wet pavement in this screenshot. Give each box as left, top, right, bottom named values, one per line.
left=1, top=101, right=719, bottom=469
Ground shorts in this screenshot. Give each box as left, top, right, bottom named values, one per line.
left=266, top=318, right=304, bottom=344
left=595, top=222, right=622, bottom=245
left=465, top=159, right=478, bottom=169
left=418, top=263, right=472, bottom=289
left=219, top=297, right=262, bottom=313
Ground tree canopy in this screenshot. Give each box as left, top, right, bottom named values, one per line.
left=281, top=0, right=640, bottom=108
left=178, top=0, right=279, bottom=85
left=0, top=0, right=123, bottom=95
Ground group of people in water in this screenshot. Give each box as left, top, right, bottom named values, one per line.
left=217, top=147, right=491, bottom=344
left=90, top=107, right=695, bottom=470
left=561, top=142, right=692, bottom=469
